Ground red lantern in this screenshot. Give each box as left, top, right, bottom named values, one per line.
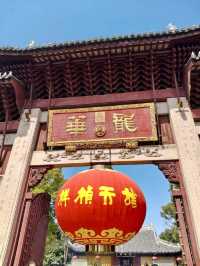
left=55, top=168, right=146, bottom=245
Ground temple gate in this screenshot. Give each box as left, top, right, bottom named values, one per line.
left=0, top=26, right=200, bottom=265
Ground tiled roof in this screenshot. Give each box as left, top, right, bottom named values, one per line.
left=69, top=226, right=181, bottom=255
left=68, top=241, right=85, bottom=253
left=0, top=25, right=200, bottom=52
left=116, top=226, right=181, bottom=255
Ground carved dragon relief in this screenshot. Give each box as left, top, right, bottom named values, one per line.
left=43, top=151, right=84, bottom=162
left=42, top=149, right=109, bottom=162
left=119, top=147, right=162, bottom=159
left=91, top=150, right=109, bottom=161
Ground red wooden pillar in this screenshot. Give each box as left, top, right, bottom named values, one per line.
left=157, top=161, right=199, bottom=266
left=13, top=192, right=50, bottom=266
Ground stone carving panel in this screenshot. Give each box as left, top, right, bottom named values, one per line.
left=31, top=144, right=178, bottom=166
left=119, top=147, right=162, bottom=159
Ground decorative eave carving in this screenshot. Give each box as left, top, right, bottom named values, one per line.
left=183, top=52, right=200, bottom=107
left=156, top=161, right=180, bottom=182
left=28, top=166, right=51, bottom=188
left=0, top=72, right=25, bottom=111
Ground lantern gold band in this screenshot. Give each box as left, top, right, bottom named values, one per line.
left=65, top=227, right=135, bottom=245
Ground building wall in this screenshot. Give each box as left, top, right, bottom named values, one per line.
left=71, top=255, right=112, bottom=266
left=141, top=256, right=177, bottom=266
left=141, top=256, right=152, bottom=266
left=71, top=255, right=177, bottom=266
left=156, top=256, right=177, bottom=266
left=87, top=255, right=112, bottom=266
left=71, top=256, right=88, bottom=266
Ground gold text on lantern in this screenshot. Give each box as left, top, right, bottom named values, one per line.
left=74, top=185, right=93, bottom=205
left=58, top=189, right=70, bottom=207
left=99, top=186, right=116, bottom=205
left=58, top=186, right=138, bottom=207
left=122, top=187, right=137, bottom=208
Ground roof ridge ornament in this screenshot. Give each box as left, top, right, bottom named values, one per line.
left=166, top=23, right=177, bottom=33
left=191, top=51, right=200, bottom=60
left=27, top=40, right=36, bottom=48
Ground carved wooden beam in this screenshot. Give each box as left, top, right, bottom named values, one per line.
left=156, top=160, right=199, bottom=264
left=0, top=72, right=25, bottom=115
left=10, top=76, right=25, bottom=111
left=174, top=197, right=194, bottom=265
left=25, top=88, right=185, bottom=110
left=0, top=83, right=13, bottom=120
left=13, top=193, right=51, bottom=266
left=28, top=166, right=52, bottom=189
left=0, top=121, right=19, bottom=133
left=183, top=52, right=200, bottom=101
left=156, top=161, right=180, bottom=182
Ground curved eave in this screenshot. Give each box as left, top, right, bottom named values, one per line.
left=0, top=26, right=200, bottom=59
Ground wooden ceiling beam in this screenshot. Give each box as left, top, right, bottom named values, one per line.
left=25, top=87, right=185, bottom=110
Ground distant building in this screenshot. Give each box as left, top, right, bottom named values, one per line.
left=69, top=226, right=181, bottom=266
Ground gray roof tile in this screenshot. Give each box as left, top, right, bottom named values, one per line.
left=116, top=226, right=181, bottom=255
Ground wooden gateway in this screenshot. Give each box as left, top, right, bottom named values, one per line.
left=0, top=25, right=200, bottom=265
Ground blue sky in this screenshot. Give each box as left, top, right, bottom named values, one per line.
left=0, top=0, right=200, bottom=47
left=63, top=165, right=171, bottom=235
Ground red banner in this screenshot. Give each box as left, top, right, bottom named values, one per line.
left=47, top=103, right=157, bottom=149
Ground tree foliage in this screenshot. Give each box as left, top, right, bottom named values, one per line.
left=160, top=202, right=179, bottom=243
left=32, top=168, right=64, bottom=201
left=43, top=238, right=64, bottom=265
left=32, top=168, right=65, bottom=265
left=160, top=226, right=179, bottom=244
left=161, top=202, right=176, bottom=222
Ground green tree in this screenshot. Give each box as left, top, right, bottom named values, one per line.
left=43, top=239, right=64, bottom=266
left=159, top=202, right=179, bottom=243
left=32, top=168, right=65, bottom=265
left=32, top=168, right=64, bottom=200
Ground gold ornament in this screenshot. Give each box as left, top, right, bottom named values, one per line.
left=95, top=125, right=106, bottom=137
